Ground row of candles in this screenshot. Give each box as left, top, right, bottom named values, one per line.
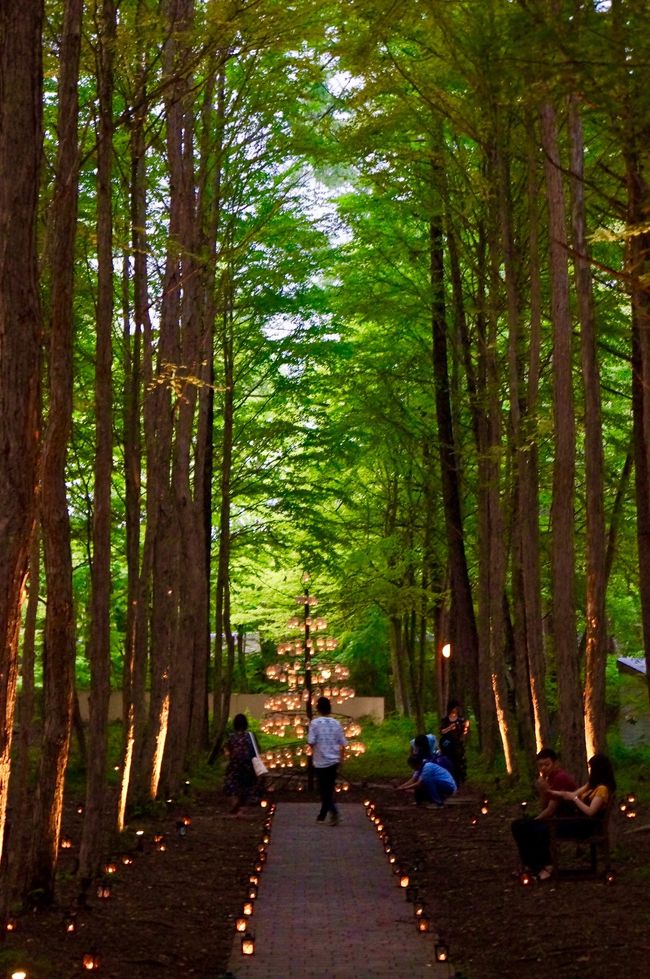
left=362, top=798, right=452, bottom=967
left=4, top=805, right=194, bottom=974
left=234, top=797, right=276, bottom=956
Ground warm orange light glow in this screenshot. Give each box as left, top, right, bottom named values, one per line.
left=441, top=643, right=451, bottom=659
left=117, top=706, right=136, bottom=832
left=492, top=673, right=515, bottom=775
left=149, top=693, right=170, bottom=799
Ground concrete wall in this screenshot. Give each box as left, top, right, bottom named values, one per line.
left=77, top=691, right=384, bottom=725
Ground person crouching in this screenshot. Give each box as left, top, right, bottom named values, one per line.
left=398, top=733, right=457, bottom=806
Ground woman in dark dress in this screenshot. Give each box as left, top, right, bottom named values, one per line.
left=223, top=713, right=258, bottom=815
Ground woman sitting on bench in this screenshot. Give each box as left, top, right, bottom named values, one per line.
left=548, top=752, right=616, bottom=833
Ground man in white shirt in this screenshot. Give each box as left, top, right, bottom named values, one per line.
left=307, top=696, right=348, bottom=826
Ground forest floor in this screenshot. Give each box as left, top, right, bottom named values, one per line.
left=2, top=777, right=650, bottom=978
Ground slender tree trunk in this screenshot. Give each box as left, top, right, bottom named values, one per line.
left=517, top=133, right=550, bottom=752
left=430, top=154, right=479, bottom=723
left=79, top=0, right=115, bottom=884
left=213, top=287, right=235, bottom=743
left=118, top=0, right=149, bottom=831
left=27, top=0, right=79, bottom=904
left=568, top=94, right=608, bottom=757
left=540, top=100, right=585, bottom=777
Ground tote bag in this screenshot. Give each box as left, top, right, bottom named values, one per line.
left=249, top=732, right=268, bottom=776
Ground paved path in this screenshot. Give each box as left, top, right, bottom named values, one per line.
left=227, top=803, right=453, bottom=979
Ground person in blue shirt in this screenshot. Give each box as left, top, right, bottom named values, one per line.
left=398, top=733, right=457, bottom=806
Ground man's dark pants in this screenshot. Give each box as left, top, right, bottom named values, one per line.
left=316, top=764, right=338, bottom=820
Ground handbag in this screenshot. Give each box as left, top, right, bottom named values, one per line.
left=249, top=732, right=268, bottom=776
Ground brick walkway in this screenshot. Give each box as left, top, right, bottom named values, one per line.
left=226, top=802, right=454, bottom=979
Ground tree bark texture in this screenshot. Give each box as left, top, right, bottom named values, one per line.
left=79, top=0, right=115, bottom=883
left=540, top=100, right=585, bottom=777
left=0, top=0, right=43, bottom=875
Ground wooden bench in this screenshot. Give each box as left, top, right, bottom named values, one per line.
left=547, top=797, right=614, bottom=879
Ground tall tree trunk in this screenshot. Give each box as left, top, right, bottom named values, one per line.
left=495, top=137, right=538, bottom=761
left=79, top=0, right=115, bottom=883
left=0, top=0, right=43, bottom=876
left=27, top=0, right=79, bottom=905
left=568, top=94, right=607, bottom=757
left=213, top=285, right=235, bottom=744
left=540, top=100, right=585, bottom=777
left=430, top=153, right=480, bottom=725
left=118, top=0, right=150, bottom=831
left=517, top=133, right=550, bottom=752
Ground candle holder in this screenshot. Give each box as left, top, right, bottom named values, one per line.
left=243, top=901, right=254, bottom=917
left=82, top=950, right=101, bottom=971
left=241, top=931, right=255, bottom=956
left=5, top=916, right=17, bottom=932
left=135, top=829, right=145, bottom=852
left=519, top=870, right=534, bottom=886
left=416, top=916, right=430, bottom=933
left=104, top=862, right=117, bottom=875
left=121, top=854, right=133, bottom=866
left=11, top=971, right=28, bottom=979
left=64, top=912, right=78, bottom=933
left=435, top=940, right=450, bottom=962
left=235, top=916, right=247, bottom=933
left=399, top=873, right=410, bottom=888
left=61, top=836, right=74, bottom=850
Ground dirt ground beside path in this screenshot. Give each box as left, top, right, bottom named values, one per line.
left=2, top=780, right=650, bottom=978
left=371, top=783, right=650, bottom=979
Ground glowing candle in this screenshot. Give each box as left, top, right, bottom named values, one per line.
left=435, top=941, right=450, bottom=962
left=241, top=933, right=255, bottom=956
